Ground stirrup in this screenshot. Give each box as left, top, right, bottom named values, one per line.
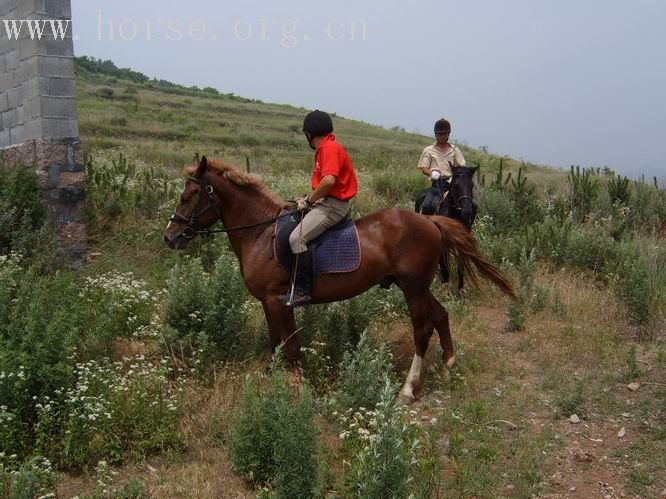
left=278, top=285, right=311, bottom=307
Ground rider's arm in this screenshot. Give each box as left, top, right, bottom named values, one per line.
left=308, top=145, right=341, bottom=203
left=308, top=175, right=336, bottom=203
left=417, top=148, right=432, bottom=176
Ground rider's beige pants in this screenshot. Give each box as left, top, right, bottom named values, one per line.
left=289, top=196, right=349, bottom=254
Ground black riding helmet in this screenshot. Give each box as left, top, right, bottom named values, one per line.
left=303, top=110, right=333, bottom=136
left=303, top=110, right=333, bottom=149
left=434, top=118, right=451, bottom=134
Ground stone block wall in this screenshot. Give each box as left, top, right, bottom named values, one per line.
left=0, top=0, right=84, bottom=262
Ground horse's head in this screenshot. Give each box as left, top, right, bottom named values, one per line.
left=163, top=156, right=222, bottom=249
left=449, top=164, right=478, bottom=228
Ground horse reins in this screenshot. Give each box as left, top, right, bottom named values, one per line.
left=440, top=170, right=475, bottom=212
left=169, top=175, right=296, bottom=238
left=443, top=194, right=474, bottom=212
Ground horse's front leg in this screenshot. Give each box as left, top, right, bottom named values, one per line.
left=261, top=297, right=302, bottom=367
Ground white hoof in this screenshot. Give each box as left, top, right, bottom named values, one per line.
left=397, top=390, right=415, bottom=405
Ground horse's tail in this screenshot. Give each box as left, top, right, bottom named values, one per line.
left=429, top=216, right=516, bottom=300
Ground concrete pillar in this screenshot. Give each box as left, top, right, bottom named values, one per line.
left=0, top=0, right=84, bottom=262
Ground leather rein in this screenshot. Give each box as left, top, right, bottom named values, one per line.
left=169, top=175, right=295, bottom=238
left=436, top=174, right=475, bottom=212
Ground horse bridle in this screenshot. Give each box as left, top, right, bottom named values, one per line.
left=444, top=193, right=475, bottom=211
left=438, top=172, right=475, bottom=212
left=169, top=175, right=297, bottom=238
left=170, top=176, right=222, bottom=239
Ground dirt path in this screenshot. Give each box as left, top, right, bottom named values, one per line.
left=405, top=302, right=665, bottom=498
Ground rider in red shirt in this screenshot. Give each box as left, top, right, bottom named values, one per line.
left=279, top=110, right=358, bottom=306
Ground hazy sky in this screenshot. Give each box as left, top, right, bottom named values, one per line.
left=70, top=0, right=666, bottom=179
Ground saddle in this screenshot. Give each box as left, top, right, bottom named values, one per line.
left=274, top=209, right=361, bottom=275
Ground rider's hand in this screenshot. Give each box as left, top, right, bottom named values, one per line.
left=430, top=169, right=442, bottom=181
left=296, top=196, right=311, bottom=211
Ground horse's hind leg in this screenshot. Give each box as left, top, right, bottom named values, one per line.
left=398, top=294, right=435, bottom=404
left=427, top=292, right=455, bottom=368
left=439, top=253, right=450, bottom=283
left=457, top=266, right=464, bottom=291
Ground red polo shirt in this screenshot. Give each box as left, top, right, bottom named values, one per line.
left=311, top=133, right=358, bottom=200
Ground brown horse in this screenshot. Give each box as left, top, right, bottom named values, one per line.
left=163, top=156, right=515, bottom=403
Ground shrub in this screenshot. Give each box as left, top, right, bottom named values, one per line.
left=34, top=355, right=182, bottom=468
left=608, top=175, right=631, bottom=205
left=508, top=167, right=543, bottom=226
left=158, top=110, right=174, bottom=123
left=623, top=345, right=643, bottom=381
left=506, top=302, right=526, bottom=332
left=0, top=455, right=59, bottom=499
left=372, top=172, right=425, bottom=206
left=0, top=271, right=83, bottom=456
left=164, top=250, right=249, bottom=364
left=228, top=376, right=276, bottom=485
left=625, top=181, right=666, bottom=232
left=617, top=258, right=653, bottom=325
left=96, top=87, right=115, bottom=99
left=334, top=331, right=397, bottom=413
left=555, top=379, right=585, bottom=416
left=347, top=377, right=420, bottom=499
left=475, top=188, right=515, bottom=234
left=299, top=290, right=387, bottom=369
left=126, top=101, right=139, bottom=114
left=489, top=158, right=512, bottom=191
left=110, top=116, right=128, bottom=127
left=238, top=133, right=260, bottom=146
left=503, top=249, right=536, bottom=332
left=86, top=152, right=179, bottom=224
left=273, top=387, right=318, bottom=498
left=567, top=165, right=598, bottom=221
left=0, top=163, right=49, bottom=256
left=0, top=253, right=22, bottom=328
left=229, top=355, right=317, bottom=497
left=82, top=271, right=158, bottom=345
left=0, top=262, right=166, bottom=458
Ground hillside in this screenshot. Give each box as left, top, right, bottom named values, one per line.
left=0, top=57, right=663, bottom=498
left=74, top=57, right=563, bottom=191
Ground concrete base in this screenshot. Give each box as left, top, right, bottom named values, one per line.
left=1, top=137, right=86, bottom=263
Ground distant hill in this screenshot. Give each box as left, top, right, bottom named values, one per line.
left=74, top=56, right=558, bottom=185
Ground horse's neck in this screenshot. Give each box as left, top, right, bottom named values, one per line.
left=214, top=178, right=282, bottom=257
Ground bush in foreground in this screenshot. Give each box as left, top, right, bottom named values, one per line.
left=229, top=354, right=317, bottom=498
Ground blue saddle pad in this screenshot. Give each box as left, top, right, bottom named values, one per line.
left=274, top=209, right=361, bottom=275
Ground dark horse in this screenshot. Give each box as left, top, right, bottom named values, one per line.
left=164, top=157, right=513, bottom=403
left=415, top=165, right=479, bottom=290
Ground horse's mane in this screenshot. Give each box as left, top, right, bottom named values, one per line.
left=183, top=158, right=289, bottom=211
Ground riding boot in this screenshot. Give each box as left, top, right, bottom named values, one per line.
left=279, top=249, right=313, bottom=306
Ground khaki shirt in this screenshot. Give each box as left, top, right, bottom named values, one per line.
left=417, top=143, right=466, bottom=177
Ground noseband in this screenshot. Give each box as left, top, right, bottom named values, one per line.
left=444, top=194, right=475, bottom=211
left=170, top=176, right=222, bottom=239
left=441, top=172, right=475, bottom=212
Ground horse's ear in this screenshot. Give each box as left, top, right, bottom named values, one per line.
left=449, top=161, right=457, bottom=171
left=196, top=155, right=208, bottom=177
